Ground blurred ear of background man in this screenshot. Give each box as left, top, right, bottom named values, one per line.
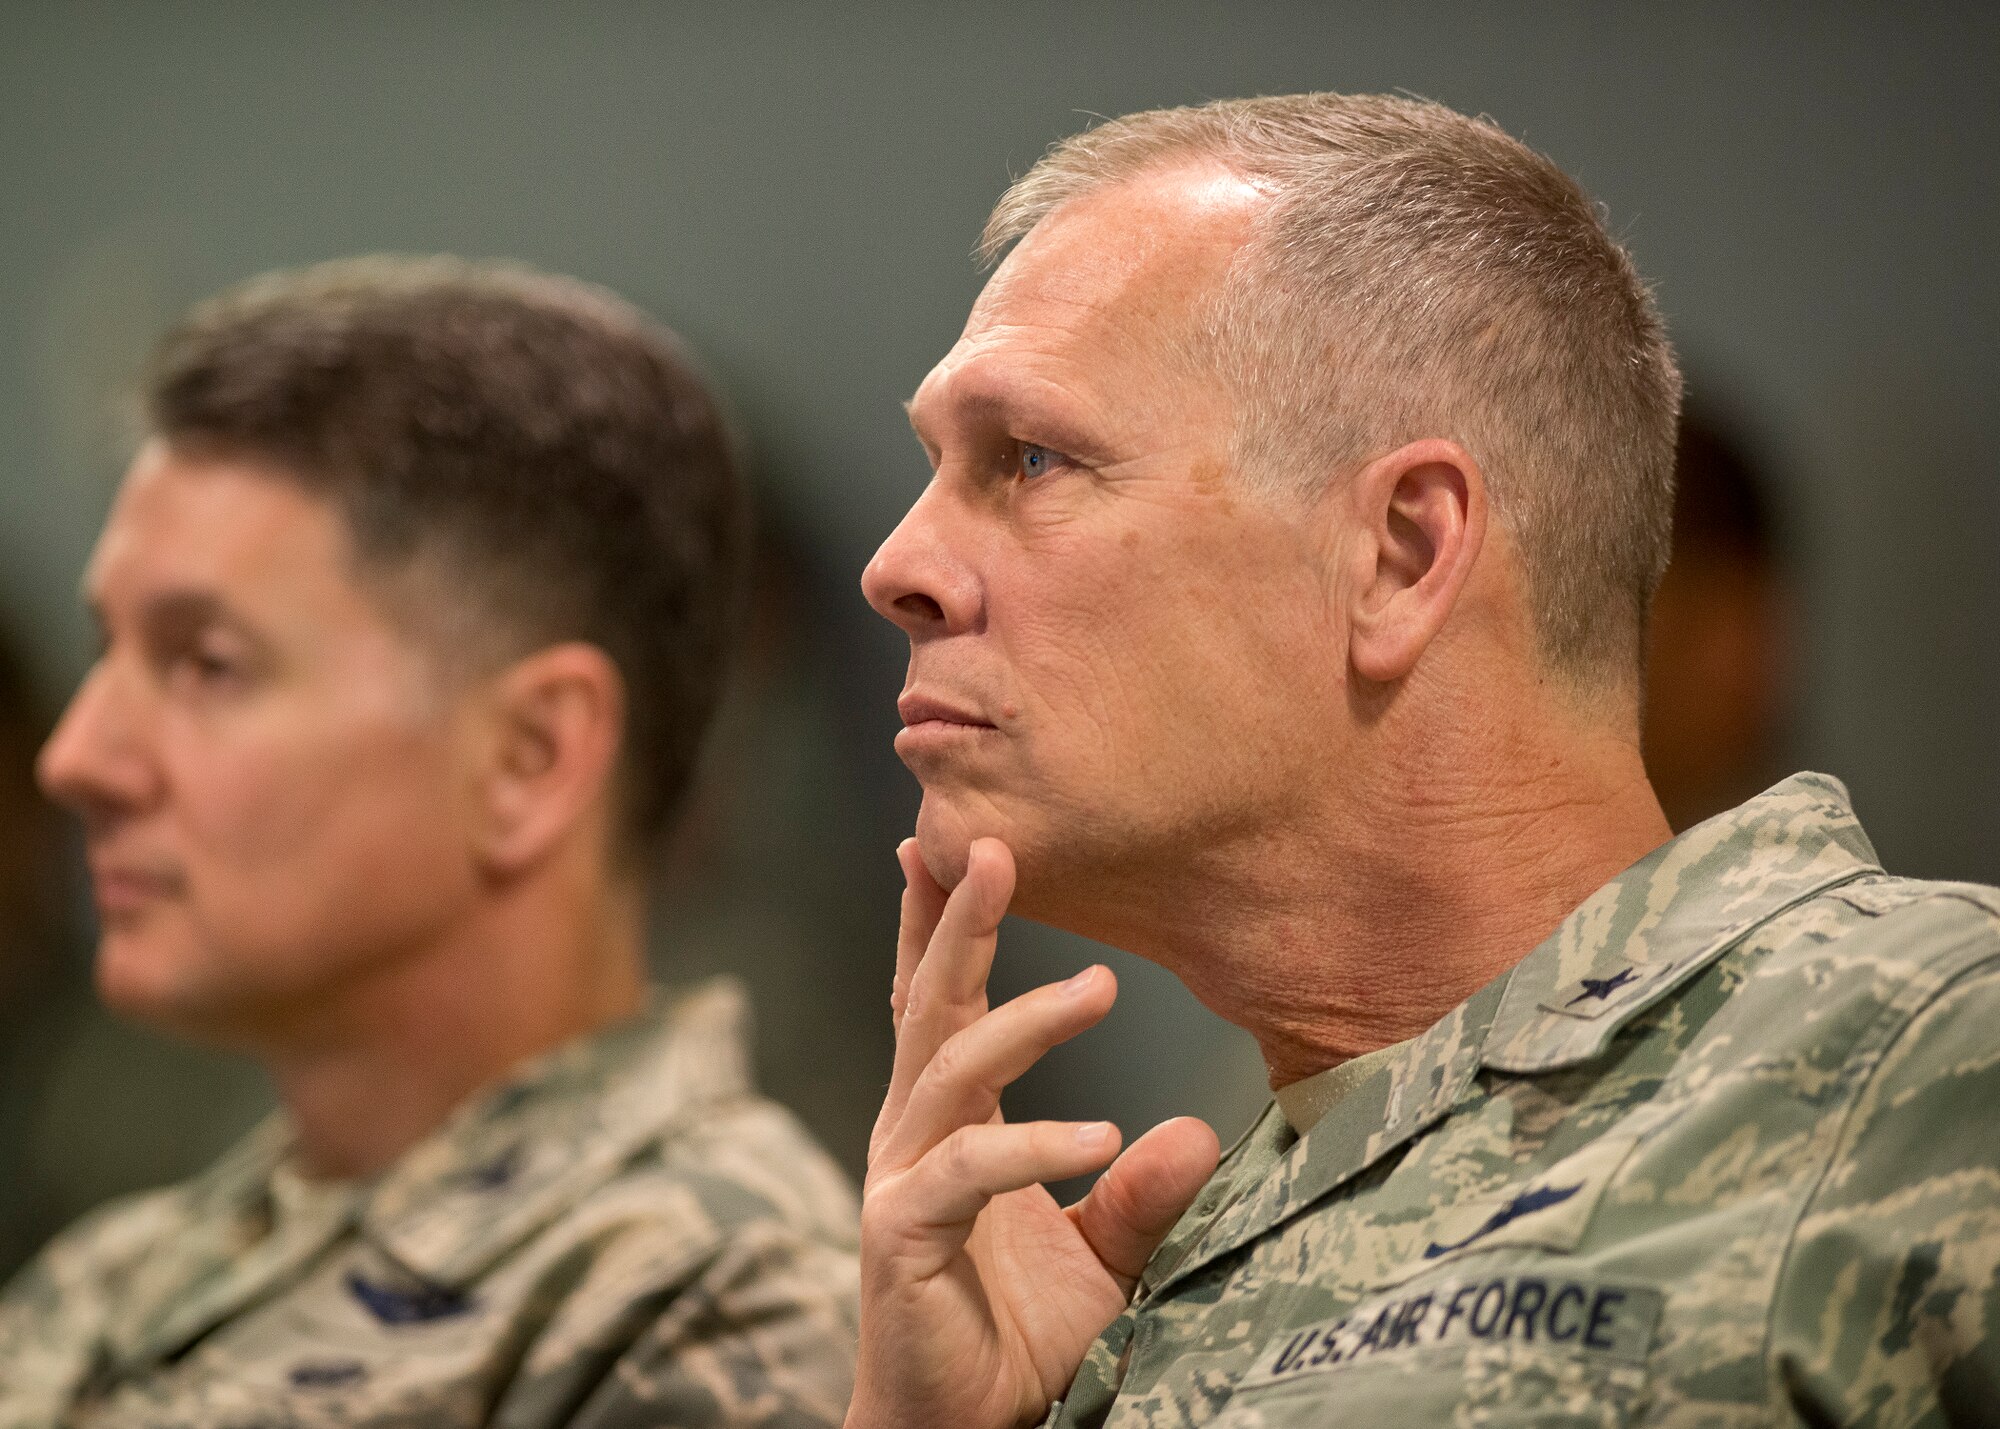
left=847, top=93, right=2000, bottom=1429
left=0, top=259, right=858, bottom=1429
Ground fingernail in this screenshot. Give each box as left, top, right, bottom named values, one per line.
left=1075, top=1122, right=1115, bottom=1149
left=1063, top=966, right=1100, bottom=997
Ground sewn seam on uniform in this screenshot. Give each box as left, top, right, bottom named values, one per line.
left=1136, top=1113, right=1289, bottom=1301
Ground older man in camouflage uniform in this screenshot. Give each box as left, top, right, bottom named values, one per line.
left=850, top=93, right=2000, bottom=1428
left=0, top=260, right=857, bottom=1426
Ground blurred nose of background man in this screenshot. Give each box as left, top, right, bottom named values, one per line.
left=36, top=662, right=157, bottom=830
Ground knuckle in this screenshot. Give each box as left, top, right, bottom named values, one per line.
left=858, top=1190, right=902, bottom=1241
left=936, top=1125, right=980, bottom=1184
left=927, top=1026, right=975, bottom=1086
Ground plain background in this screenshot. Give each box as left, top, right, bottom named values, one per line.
left=0, top=2, right=1993, bottom=1253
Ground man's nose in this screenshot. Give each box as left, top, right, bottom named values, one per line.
left=37, top=662, right=158, bottom=821
left=861, top=488, right=981, bottom=639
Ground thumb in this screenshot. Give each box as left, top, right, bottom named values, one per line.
left=1067, top=1116, right=1221, bottom=1296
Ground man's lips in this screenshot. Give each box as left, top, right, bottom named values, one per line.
left=895, top=693, right=999, bottom=757
left=87, top=861, right=187, bottom=914
left=896, top=692, right=997, bottom=731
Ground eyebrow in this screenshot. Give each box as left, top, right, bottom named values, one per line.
left=90, top=586, right=269, bottom=651
left=905, top=376, right=1111, bottom=465
left=140, top=589, right=236, bottom=635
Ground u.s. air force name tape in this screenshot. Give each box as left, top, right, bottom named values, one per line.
left=1239, top=1272, right=1663, bottom=1389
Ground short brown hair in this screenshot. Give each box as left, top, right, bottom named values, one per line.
left=145, top=256, right=748, bottom=854
left=983, top=94, right=1682, bottom=684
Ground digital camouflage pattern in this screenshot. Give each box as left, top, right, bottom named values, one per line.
left=1048, top=772, right=2000, bottom=1427
left=0, top=979, right=859, bottom=1428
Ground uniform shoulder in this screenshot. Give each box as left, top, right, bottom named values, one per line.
left=614, top=978, right=857, bottom=1244
left=1819, top=871, right=2000, bottom=924
left=0, top=1178, right=187, bottom=1329
left=483, top=1097, right=858, bottom=1426
left=1757, top=871, right=2000, bottom=974
left=509, top=1093, right=856, bottom=1295
left=1725, top=873, right=2000, bottom=1065
left=485, top=1095, right=859, bottom=1388
left=638, top=1093, right=859, bottom=1249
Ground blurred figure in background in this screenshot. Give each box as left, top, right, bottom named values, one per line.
left=0, top=625, right=75, bottom=1273
left=1644, top=401, right=1793, bottom=830
left=0, top=258, right=857, bottom=1428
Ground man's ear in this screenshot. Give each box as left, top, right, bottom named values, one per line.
left=1344, top=438, right=1488, bottom=684
left=473, top=642, right=626, bottom=876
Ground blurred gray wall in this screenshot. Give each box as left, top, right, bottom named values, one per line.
left=0, top=2, right=1994, bottom=1233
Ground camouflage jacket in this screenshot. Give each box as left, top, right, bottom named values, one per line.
left=0, top=979, right=859, bottom=1428
left=1051, top=773, right=2000, bottom=1427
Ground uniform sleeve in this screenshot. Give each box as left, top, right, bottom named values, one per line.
left=495, top=1215, right=859, bottom=1429
left=1771, top=948, right=2000, bottom=1426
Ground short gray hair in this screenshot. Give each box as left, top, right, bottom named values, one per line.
left=982, top=93, right=1682, bottom=685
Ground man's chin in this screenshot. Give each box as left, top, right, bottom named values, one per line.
left=916, top=791, right=1142, bottom=945
left=93, top=934, right=249, bottom=1044
left=912, top=790, right=1036, bottom=891
left=913, top=799, right=977, bottom=890
left=913, top=794, right=1070, bottom=914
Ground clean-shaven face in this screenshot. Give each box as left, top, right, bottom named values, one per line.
left=38, top=442, right=484, bottom=1047
left=863, top=168, right=1352, bottom=927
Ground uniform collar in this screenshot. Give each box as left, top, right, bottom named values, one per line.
left=359, top=977, right=754, bottom=1286
left=108, top=979, right=754, bottom=1372
left=1481, top=771, right=1880, bottom=1072
left=1274, top=1036, right=1416, bottom=1137
left=1142, top=772, right=1879, bottom=1301
left=107, top=1115, right=344, bottom=1370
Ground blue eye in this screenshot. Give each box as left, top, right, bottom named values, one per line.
left=1019, top=443, right=1059, bottom=479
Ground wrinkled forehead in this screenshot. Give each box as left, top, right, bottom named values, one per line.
left=917, top=167, right=1263, bottom=418
left=973, top=165, right=1261, bottom=341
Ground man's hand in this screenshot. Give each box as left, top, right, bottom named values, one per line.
left=846, top=837, right=1221, bottom=1429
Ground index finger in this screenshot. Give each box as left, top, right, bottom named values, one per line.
left=878, top=837, right=1015, bottom=1138
left=891, top=839, right=949, bottom=1034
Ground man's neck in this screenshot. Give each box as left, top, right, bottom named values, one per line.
left=1103, top=695, right=1672, bottom=1091
left=261, top=881, right=648, bottom=1181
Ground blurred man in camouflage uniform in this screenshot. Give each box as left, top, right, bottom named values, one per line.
left=850, top=93, right=2000, bottom=1427
left=0, top=259, right=858, bottom=1427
